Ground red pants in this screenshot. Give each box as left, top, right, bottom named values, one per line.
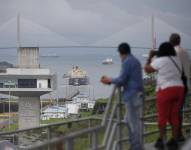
left=156, top=86, right=184, bottom=127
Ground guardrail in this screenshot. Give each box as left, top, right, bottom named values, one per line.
left=0, top=117, right=102, bottom=149
left=0, top=87, right=191, bottom=150
left=20, top=86, right=119, bottom=150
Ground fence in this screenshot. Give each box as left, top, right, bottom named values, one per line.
left=0, top=87, right=191, bottom=149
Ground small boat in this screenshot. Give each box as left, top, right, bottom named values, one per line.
left=102, top=58, right=113, bottom=65
left=40, top=53, right=59, bottom=57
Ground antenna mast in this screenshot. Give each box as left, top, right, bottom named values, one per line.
left=17, top=14, right=21, bottom=48
left=17, top=14, right=21, bottom=66
left=151, top=15, right=156, bottom=49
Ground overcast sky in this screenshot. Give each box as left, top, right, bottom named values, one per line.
left=0, top=0, right=191, bottom=46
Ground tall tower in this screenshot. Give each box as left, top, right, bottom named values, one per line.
left=151, top=15, right=157, bottom=50
left=0, top=48, right=56, bottom=129
left=0, top=16, right=56, bottom=129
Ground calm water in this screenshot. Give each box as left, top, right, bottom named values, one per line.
left=0, top=47, right=149, bottom=99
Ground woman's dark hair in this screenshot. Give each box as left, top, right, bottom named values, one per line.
left=157, top=42, right=176, bottom=57
left=118, top=43, right=131, bottom=55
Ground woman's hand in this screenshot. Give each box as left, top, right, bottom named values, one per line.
left=147, top=50, right=157, bottom=64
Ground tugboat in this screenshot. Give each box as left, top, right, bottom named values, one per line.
left=64, top=66, right=89, bottom=86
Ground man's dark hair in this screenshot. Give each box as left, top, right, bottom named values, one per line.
left=157, top=42, right=176, bottom=57
left=169, top=33, right=181, bottom=46
left=118, top=43, right=131, bottom=55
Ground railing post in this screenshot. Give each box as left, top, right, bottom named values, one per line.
left=91, top=131, right=98, bottom=150
left=190, top=105, right=191, bottom=136
left=66, top=139, right=74, bottom=150
left=103, top=87, right=118, bottom=147
left=141, top=94, right=144, bottom=149
left=101, top=86, right=117, bottom=126
left=89, top=119, right=92, bottom=148
left=13, top=134, right=15, bottom=145
left=47, top=127, right=50, bottom=150
left=116, top=88, right=122, bottom=150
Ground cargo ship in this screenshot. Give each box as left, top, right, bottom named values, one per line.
left=63, top=66, right=89, bottom=86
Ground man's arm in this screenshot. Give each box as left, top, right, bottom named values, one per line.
left=112, top=62, right=129, bottom=86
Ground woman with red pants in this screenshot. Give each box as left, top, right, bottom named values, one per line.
left=144, top=42, right=184, bottom=150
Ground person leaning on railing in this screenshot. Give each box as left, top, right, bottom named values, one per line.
left=144, top=42, right=184, bottom=150
left=100, top=42, right=144, bottom=150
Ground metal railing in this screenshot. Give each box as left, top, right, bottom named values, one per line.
left=0, top=87, right=191, bottom=150
left=0, top=117, right=102, bottom=149
left=25, top=86, right=124, bottom=150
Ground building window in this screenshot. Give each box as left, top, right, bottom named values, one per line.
left=48, top=79, right=51, bottom=88
left=18, top=79, right=37, bottom=88
left=81, top=103, right=88, bottom=109
left=0, top=83, right=3, bottom=88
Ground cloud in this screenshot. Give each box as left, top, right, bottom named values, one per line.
left=0, top=0, right=143, bottom=44
left=0, top=17, right=80, bottom=47
left=156, top=12, right=191, bottom=37
left=23, top=0, right=142, bottom=44
left=95, top=17, right=191, bottom=49
left=0, top=0, right=190, bottom=45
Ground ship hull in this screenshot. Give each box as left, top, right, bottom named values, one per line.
left=69, top=77, right=89, bottom=86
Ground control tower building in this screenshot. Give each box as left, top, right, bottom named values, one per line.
left=0, top=47, right=56, bottom=129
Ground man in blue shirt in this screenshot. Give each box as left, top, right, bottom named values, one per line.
left=101, top=43, right=144, bottom=150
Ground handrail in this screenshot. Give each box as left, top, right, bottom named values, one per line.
left=25, top=86, right=119, bottom=150
left=101, top=86, right=117, bottom=126
left=0, top=116, right=100, bottom=136
left=27, top=125, right=104, bottom=150
left=103, top=98, right=118, bottom=145
left=0, top=86, right=191, bottom=150
left=100, top=86, right=123, bottom=150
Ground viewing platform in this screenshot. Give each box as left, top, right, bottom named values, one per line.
left=0, top=86, right=190, bottom=149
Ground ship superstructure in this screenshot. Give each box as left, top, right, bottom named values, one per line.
left=67, top=66, right=89, bottom=86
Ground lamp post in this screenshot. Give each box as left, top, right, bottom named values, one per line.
left=8, top=86, right=10, bottom=131
left=6, top=81, right=14, bottom=131
left=40, top=99, right=42, bottom=118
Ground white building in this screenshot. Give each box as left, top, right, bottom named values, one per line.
left=65, top=103, right=80, bottom=116
left=41, top=106, right=68, bottom=120
left=72, top=94, right=95, bottom=111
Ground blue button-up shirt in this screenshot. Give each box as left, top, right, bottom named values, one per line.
left=112, top=54, right=143, bottom=102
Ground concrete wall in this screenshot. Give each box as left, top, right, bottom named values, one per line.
left=18, top=96, right=40, bottom=129
left=6, top=68, right=50, bottom=75
left=18, top=47, right=39, bottom=68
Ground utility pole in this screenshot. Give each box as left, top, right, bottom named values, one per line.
left=8, top=87, right=10, bottom=131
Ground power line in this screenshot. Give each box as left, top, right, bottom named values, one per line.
left=0, top=47, right=16, bottom=50
left=0, top=46, right=190, bottom=51
left=0, top=46, right=149, bottom=49
left=39, top=46, right=152, bottom=50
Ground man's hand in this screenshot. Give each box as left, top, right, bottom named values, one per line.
left=100, top=76, right=112, bottom=85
